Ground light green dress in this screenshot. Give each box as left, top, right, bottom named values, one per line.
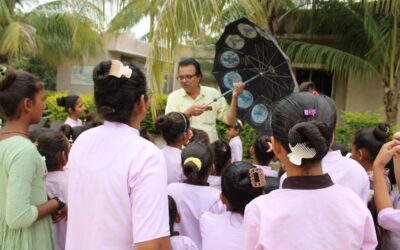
left=0, top=136, right=54, bottom=250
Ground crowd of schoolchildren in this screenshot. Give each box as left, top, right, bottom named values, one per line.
left=1, top=60, right=400, bottom=250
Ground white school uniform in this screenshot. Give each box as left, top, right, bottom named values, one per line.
left=229, top=136, right=242, bottom=162
left=64, top=117, right=82, bottom=127
left=46, top=169, right=69, bottom=250
left=168, top=182, right=224, bottom=249
left=207, top=175, right=221, bottom=190
left=244, top=174, right=377, bottom=250
left=253, top=164, right=278, bottom=177
left=170, top=235, right=198, bottom=250
left=379, top=192, right=400, bottom=249
left=200, top=211, right=244, bottom=250
left=66, top=121, right=170, bottom=250
left=162, top=145, right=184, bottom=184
left=280, top=150, right=370, bottom=203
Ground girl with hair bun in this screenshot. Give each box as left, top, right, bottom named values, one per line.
left=66, top=60, right=171, bottom=250
left=208, top=140, right=231, bottom=190
left=168, top=142, right=223, bottom=249
left=200, top=161, right=264, bottom=250
left=278, top=93, right=370, bottom=203
left=244, top=93, right=377, bottom=249
left=250, top=135, right=278, bottom=177
left=156, top=112, right=192, bottom=184
left=0, top=65, right=66, bottom=250
left=56, top=94, right=85, bottom=127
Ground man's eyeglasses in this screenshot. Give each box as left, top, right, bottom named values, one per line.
left=177, top=74, right=198, bottom=81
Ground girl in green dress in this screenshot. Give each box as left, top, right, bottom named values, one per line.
left=0, top=65, right=67, bottom=250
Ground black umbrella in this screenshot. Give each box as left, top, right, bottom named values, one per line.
left=212, top=18, right=297, bottom=135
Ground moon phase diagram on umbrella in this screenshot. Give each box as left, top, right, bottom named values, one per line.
left=213, top=17, right=297, bottom=134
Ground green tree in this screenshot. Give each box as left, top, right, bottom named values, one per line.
left=0, top=0, right=105, bottom=64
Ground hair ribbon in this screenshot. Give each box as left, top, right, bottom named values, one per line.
left=184, top=157, right=202, bottom=170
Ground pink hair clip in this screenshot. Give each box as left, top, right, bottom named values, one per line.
left=109, top=60, right=132, bottom=78
left=304, top=109, right=316, bottom=117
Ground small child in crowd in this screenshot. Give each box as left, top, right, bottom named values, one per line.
left=37, top=131, right=70, bottom=250
left=250, top=135, right=278, bottom=177
left=168, top=195, right=198, bottom=250
left=208, top=140, right=231, bottom=190
left=244, top=92, right=377, bottom=249
left=57, top=94, right=85, bottom=127
left=200, top=161, right=264, bottom=250
left=168, top=142, right=223, bottom=248
left=190, top=128, right=210, bottom=144
left=226, top=120, right=243, bottom=162
left=156, top=112, right=192, bottom=184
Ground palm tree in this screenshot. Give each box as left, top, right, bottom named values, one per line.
left=279, top=0, right=400, bottom=125
left=0, top=0, right=105, bottom=65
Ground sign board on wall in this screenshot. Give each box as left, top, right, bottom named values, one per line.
left=71, top=66, right=94, bottom=85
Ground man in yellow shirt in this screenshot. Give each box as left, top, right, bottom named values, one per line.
left=165, top=58, right=244, bottom=142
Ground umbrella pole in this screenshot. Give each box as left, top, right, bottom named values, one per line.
left=207, top=73, right=261, bottom=106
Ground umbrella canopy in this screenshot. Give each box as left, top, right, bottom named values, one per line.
left=212, top=18, right=297, bottom=135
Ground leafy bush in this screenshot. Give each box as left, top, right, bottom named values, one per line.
left=335, top=109, right=384, bottom=146
left=141, top=94, right=168, bottom=134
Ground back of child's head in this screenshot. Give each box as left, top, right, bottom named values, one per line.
left=37, top=131, right=69, bottom=171
left=155, top=112, right=190, bottom=145
left=190, top=128, right=210, bottom=144
left=0, top=65, right=43, bottom=119
left=85, top=113, right=103, bottom=128
left=56, top=94, right=79, bottom=114
left=221, top=161, right=264, bottom=215
left=211, top=140, right=231, bottom=176
left=227, top=120, right=243, bottom=130
left=262, top=176, right=280, bottom=194
left=353, top=123, right=391, bottom=162
left=181, top=142, right=214, bottom=185
left=331, top=143, right=350, bottom=157
left=59, top=124, right=89, bottom=143
left=253, top=135, right=275, bottom=165
left=298, top=81, right=316, bottom=92
left=92, top=60, right=147, bottom=124
left=271, top=92, right=336, bottom=165
left=168, top=195, right=179, bottom=235
left=29, top=127, right=53, bottom=143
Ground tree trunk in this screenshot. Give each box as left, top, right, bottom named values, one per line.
left=384, top=87, right=399, bottom=126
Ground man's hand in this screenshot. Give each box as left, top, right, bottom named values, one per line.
left=185, top=104, right=207, bottom=117
left=232, top=82, right=245, bottom=98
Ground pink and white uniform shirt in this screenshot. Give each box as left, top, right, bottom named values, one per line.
left=229, top=136, right=242, bottom=162
left=46, top=169, right=69, bottom=250
left=280, top=150, right=370, bottom=203
left=162, top=145, right=184, bottom=184
left=244, top=174, right=377, bottom=250
left=66, top=121, right=170, bottom=250
left=200, top=211, right=244, bottom=250
left=168, top=182, right=224, bottom=249
left=64, top=117, right=82, bottom=128
left=170, top=235, right=198, bottom=250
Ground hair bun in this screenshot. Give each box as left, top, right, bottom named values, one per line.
left=93, top=60, right=123, bottom=92
left=56, top=97, right=67, bottom=107
left=234, top=168, right=251, bottom=190
left=155, top=115, right=171, bottom=131
left=0, top=65, right=16, bottom=91
left=373, top=123, right=391, bottom=141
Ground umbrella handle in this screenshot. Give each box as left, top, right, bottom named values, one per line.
left=206, top=73, right=260, bottom=106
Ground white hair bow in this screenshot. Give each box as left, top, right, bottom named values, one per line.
left=288, top=142, right=316, bottom=165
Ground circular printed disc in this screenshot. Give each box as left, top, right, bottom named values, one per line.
left=238, top=23, right=257, bottom=38
left=225, top=34, right=245, bottom=50
left=238, top=90, right=254, bottom=109
left=251, top=104, right=268, bottom=123
left=223, top=71, right=242, bottom=89
left=220, top=51, right=240, bottom=68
